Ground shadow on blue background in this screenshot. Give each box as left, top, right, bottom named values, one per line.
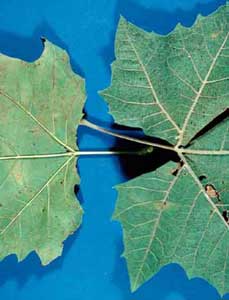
left=0, top=0, right=228, bottom=299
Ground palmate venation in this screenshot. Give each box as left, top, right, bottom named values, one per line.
left=0, top=39, right=85, bottom=265
left=101, top=3, right=229, bottom=295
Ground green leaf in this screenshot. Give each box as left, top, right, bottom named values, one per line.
left=102, top=4, right=228, bottom=146
left=101, top=3, right=229, bottom=295
left=0, top=40, right=85, bottom=265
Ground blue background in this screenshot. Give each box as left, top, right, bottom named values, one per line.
left=0, top=0, right=228, bottom=299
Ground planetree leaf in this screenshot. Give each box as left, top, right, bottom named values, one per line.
left=0, top=39, right=85, bottom=265
left=101, top=3, right=229, bottom=295
left=102, top=4, right=228, bottom=146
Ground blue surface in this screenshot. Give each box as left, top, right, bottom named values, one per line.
left=0, top=0, right=228, bottom=299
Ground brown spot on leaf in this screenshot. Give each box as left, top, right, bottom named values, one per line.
left=205, top=184, right=220, bottom=200
left=171, top=161, right=184, bottom=176
left=211, top=32, right=220, bottom=39
left=14, top=173, right=22, bottom=182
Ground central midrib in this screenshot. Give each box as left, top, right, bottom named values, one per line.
left=132, top=173, right=179, bottom=290
left=124, top=26, right=181, bottom=135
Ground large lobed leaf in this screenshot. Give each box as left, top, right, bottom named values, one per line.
left=0, top=40, right=85, bottom=264
left=101, top=3, right=229, bottom=296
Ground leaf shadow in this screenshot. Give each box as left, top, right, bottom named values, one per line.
left=98, top=0, right=227, bottom=181
left=187, top=108, right=229, bottom=147
left=117, top=0, right=226, bottom=33
left=0, top=227, right=82, bottom=289
left=110, top=122, right=179, bottom=179
left=98, top=0, right=228, bottom=298
left=112, top=235, right=221, bottom=300
left=0, top=23, right=84, bottom=288
left=78, top=114, right=179, bottom=181
left=0, top=20, right=84, bottom=77
left=99, top=0, right=226, bottom=88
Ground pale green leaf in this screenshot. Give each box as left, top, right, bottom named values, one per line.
left=102, top=4, right=228, bottom=146
left=0, top=40, right=85, bottom=265
left=101, top=3, right=229, bottom=295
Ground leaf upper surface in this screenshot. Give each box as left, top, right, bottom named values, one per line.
left=0, top=40, right=85, bottom=264
left=102, top=3, right=229, bottom=295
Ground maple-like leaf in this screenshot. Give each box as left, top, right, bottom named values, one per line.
left=0, top=39, right=85, bottom=265
left=101, top=3, right=229, bottom=295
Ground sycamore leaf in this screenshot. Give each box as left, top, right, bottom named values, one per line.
left=101, top=3, right=229, bottom=296
left=0, top=39, right=85, bottom=265
left=102, top=4, right=228, bottom=146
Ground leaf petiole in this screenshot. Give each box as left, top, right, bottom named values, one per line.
left=80, top=119, right=229, bottom=156
left=0, top=149, right=149, bottom=160
left=80, top=119, right=175, bottom=152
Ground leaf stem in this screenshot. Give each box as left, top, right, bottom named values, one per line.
left=80, top=119, right=229, bottom=156
left=74, top=150, right=146, bottom=156
left=0, top=150, right=147, bottom=160
left=3, top=119, right=227, bottom=160
left=79, top=119, right=175, bottom=152
left=179, top=149, right=229, bottom=155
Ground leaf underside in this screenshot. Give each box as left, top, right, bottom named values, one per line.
left=101, top=3, right=229, bottom=295
left=0, top=40, right=85, bottom=265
